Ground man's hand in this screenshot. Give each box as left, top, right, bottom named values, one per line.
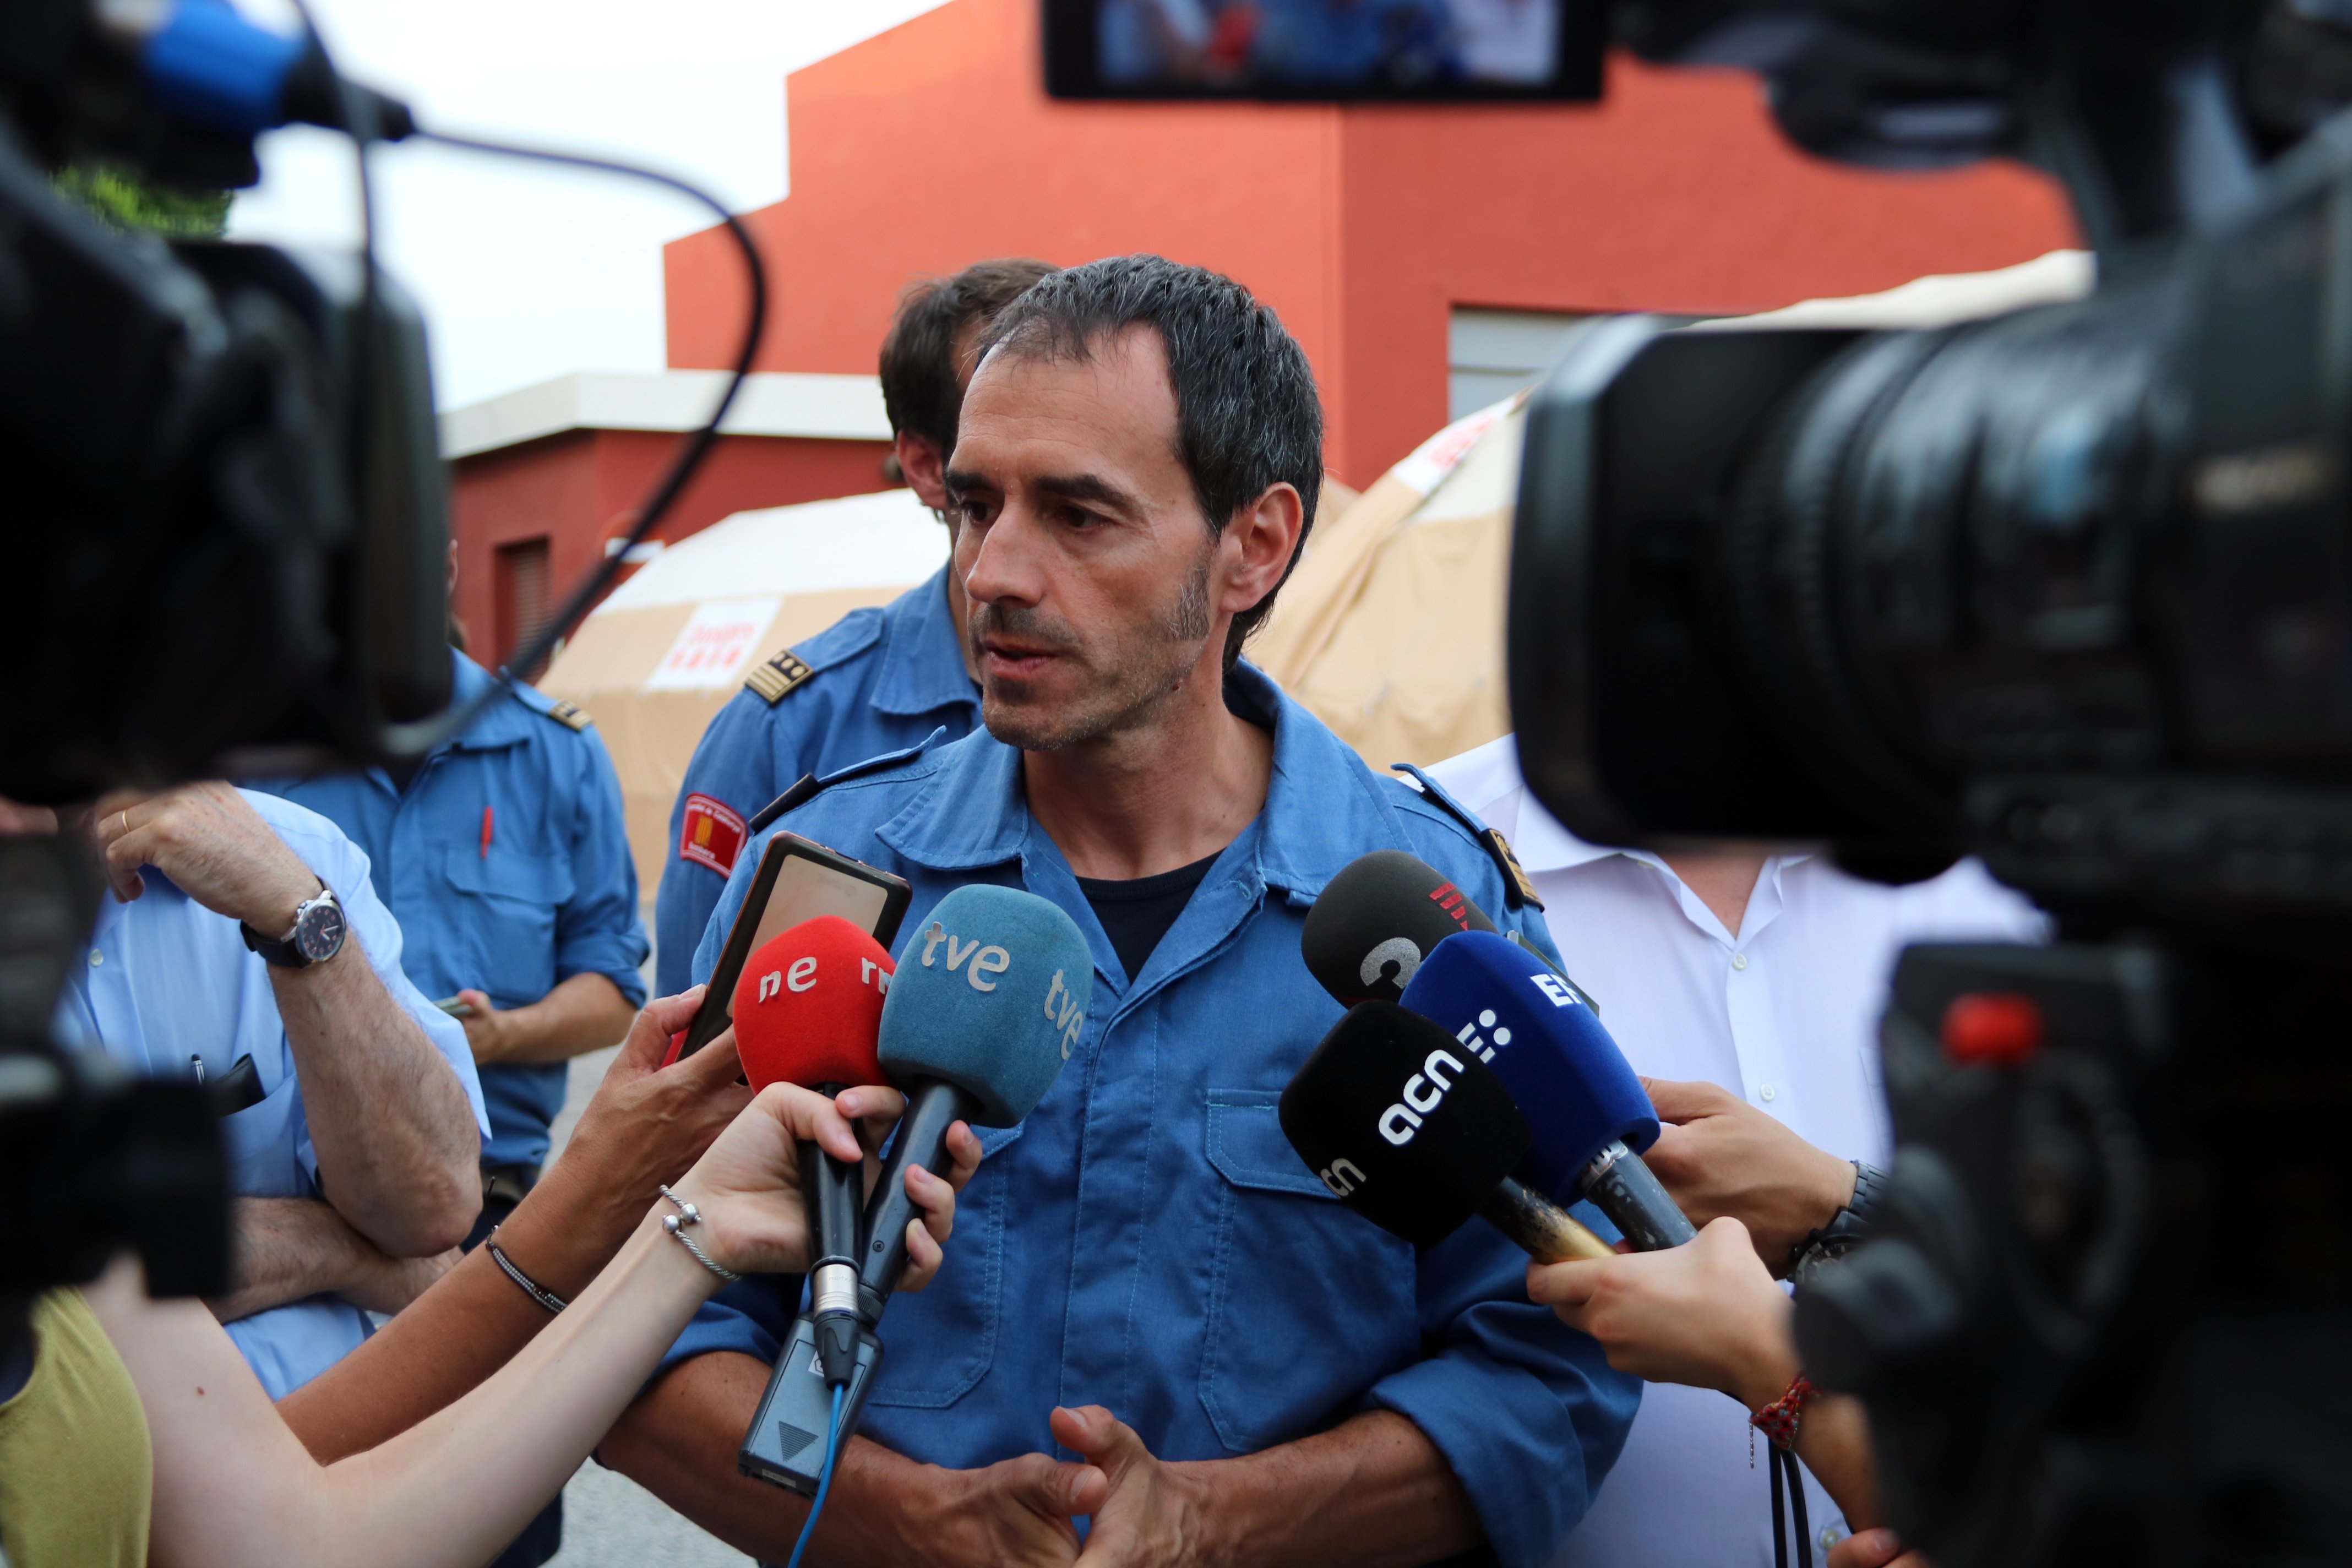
left=890, top=1451, right=1098, bottom=1568
left=1049, top=1405, right=1222, bottom=1568
left=455, top=973, right=638, bottom=1068
left=1639, top=1077, right=1857, bottom=1272
left=339, top=1244, right=461, bottom=1316
left=94, top=783, right=320, bottom=934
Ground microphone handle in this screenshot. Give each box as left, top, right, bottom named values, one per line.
left=1580, top=1139, right=1698, bottom=1250
left=798, top=1081, right=864, bottom=1273
left=1477, top=1176, right=1616, bottom=1263
left=856, top=1077, right=982, bottom=1310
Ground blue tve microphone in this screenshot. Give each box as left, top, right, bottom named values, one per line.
left=1399, top=930, right=1695, bottom=1250
left=741, top=884, right=1093, bottom=1496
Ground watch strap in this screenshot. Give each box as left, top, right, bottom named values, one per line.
left=1790, top=1159, right=1888, bottom=1276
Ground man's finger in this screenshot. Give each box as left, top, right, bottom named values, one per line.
left=1007, top=1451, right=1108, bottom=1522
left=1049, top=1404, right=1148, bottom=1480
left=907, top=1163, right=955, bottom=1245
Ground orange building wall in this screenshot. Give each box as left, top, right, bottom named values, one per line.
left=450, top=431, right=891, bottom=665
left=665, top=0, right=2077, bottom=485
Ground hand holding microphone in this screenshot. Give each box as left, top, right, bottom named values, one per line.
left=731, top=916, right=902, bottom=1383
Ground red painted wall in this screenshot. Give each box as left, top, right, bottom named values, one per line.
left=663, top=0, right=2077, bottom=484
left=450, top=431, right=891, bottom=662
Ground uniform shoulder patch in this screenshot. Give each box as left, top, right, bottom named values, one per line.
left=542, top=699, right=592, bottom=732
left=745, top=650, right=817, bottom=706
left=1390, top=761, right=1545, bottom=912
left=679, top=792, right=749, bottom=876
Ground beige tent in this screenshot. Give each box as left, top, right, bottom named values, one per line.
left=539, top=489, right=952, bottom=906
left=1253, top=249, right=2095, bottom=771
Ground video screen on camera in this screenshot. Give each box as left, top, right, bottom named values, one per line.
left=1043, top=0, right=1601, bottom=100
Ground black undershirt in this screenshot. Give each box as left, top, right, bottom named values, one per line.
left=1075, top=851, right=1221, bottom=981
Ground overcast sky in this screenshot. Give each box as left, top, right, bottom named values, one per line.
left=228, top=0, right=948, bottom=410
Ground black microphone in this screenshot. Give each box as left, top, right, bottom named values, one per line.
left=1300, top=850, right=1498, bottom=1004
left=1277, top=1002, right=1613, bottom=1262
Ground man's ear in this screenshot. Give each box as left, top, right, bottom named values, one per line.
left=1221, top=482, right=1307, bottom=615
left=898, top=432, right=950, bottom=513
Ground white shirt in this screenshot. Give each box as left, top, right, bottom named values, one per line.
left=1425, top=737, right=2046, bottom=1567
left=54, top=790, right=487, bottom=1398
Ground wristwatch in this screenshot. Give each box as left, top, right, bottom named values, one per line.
left=241, top=882, right=347, bottom=969
left=1790, top=1159, right=1887, bottom=1278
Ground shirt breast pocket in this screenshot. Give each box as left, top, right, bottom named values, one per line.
left=1196, top=1088, right=1418, bottom=1456
left=867, top=1123, right=1021, bottom=1411
left=440, top=847, right=573, bottom=1004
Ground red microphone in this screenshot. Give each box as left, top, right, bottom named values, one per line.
left=728, top=916, right=892, bottom=1382
left=731, top=916, right=892, bottom=1094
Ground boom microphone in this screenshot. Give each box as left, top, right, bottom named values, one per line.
left=1399, top=931, right=1695, bottom=1250
left=1278, top=1002, right=1611, bottom=1263
left=730, top=916, right=893, bottom=1384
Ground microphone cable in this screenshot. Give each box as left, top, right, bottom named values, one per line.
left=278, top=1, right=770, bottom=762
left=1768, top=1440, right=1813, bottom=1568
left=785, top=1381, right=846, bottom=1568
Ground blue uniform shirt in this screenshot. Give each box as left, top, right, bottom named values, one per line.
left=654, top=566, right=978, bottom=995
left=662, top=665, right=1640, bottom=1568
left=253, top=651, right=649, bottom=1170
left=53, top=790, right=489, bottom=1398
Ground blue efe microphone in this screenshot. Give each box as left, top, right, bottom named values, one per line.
left=741, top=884, right=1093, bottom=1497
left=1399, top=930, right=1696, bottom=1250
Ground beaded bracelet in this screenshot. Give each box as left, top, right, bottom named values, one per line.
left=658, top=1184, right=744, bottom=1284
left=1751, top=1373, right=1818, bottom=1451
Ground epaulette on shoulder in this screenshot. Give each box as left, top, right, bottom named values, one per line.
left=1390, top=761, right=1544, bottom=912
left=744, top=729, right=949, bottom=835
left=744, top=650, right=818, bottom=706
left=541, top=699, right=592, bottom=732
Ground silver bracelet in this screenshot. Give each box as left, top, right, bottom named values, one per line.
left=658, top=1184, right=743, bottom=1284
left=486, top=1235, right=569, bottom=1314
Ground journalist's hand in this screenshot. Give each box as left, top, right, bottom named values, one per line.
left=667, top=1081, right=978, bottom=1288
left=1527, top=1216, right=1798, bottom=1411
left=1050, top=1404, right=1219, bottom=1568
left=534, top=989, right=755, bottom=1233
left=1639, top=1076, right=1858, bottom=1273
left=94, top=782, right=322, bottom=933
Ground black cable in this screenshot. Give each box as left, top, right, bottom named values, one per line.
left=337, top=123, right=768, bottom=758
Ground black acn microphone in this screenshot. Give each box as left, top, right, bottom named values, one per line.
left=1278, top=1003, right=1612, bottom=1262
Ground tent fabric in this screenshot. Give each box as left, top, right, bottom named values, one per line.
left=539, top=489, right=952, bottom=908
left=1253, top=248, right=2095, bottom=772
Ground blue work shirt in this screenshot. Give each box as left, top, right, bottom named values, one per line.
left=662, top=665, right=1639, bottom=1568
left=53, top=790, right=489, bottom=1398
left=252, top=651, right=650, bottom=1171
left=654, top=566, right=978, bottom=995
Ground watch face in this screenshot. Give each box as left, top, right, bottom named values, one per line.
left=295, top=897, right=347, bottom=963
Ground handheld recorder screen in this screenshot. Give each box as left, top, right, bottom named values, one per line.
left=675, top=832, right=913, bottom=1059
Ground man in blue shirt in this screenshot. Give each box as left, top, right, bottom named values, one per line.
left=652, top=258, right=1056, bottom=994
left=605, top=257, right=1637, bottom=1568
left=256, top=644, right=650, bottom=1218
left=41, top=783, right=488, bottom=1398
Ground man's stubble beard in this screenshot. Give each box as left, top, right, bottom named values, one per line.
left=976, top=542, right=1216, bottom=753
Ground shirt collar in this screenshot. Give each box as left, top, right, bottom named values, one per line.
left=875, top=662, right=1412, bottom=890
left=870, top=565, right=982, bottom=718
left=441, top=650, right=532, bottom=753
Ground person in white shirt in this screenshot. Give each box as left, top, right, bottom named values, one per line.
left=1424, top=734, right=2046, bottom=1567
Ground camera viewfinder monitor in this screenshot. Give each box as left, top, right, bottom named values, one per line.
left=1043, top=0, right=1604, bottom=100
